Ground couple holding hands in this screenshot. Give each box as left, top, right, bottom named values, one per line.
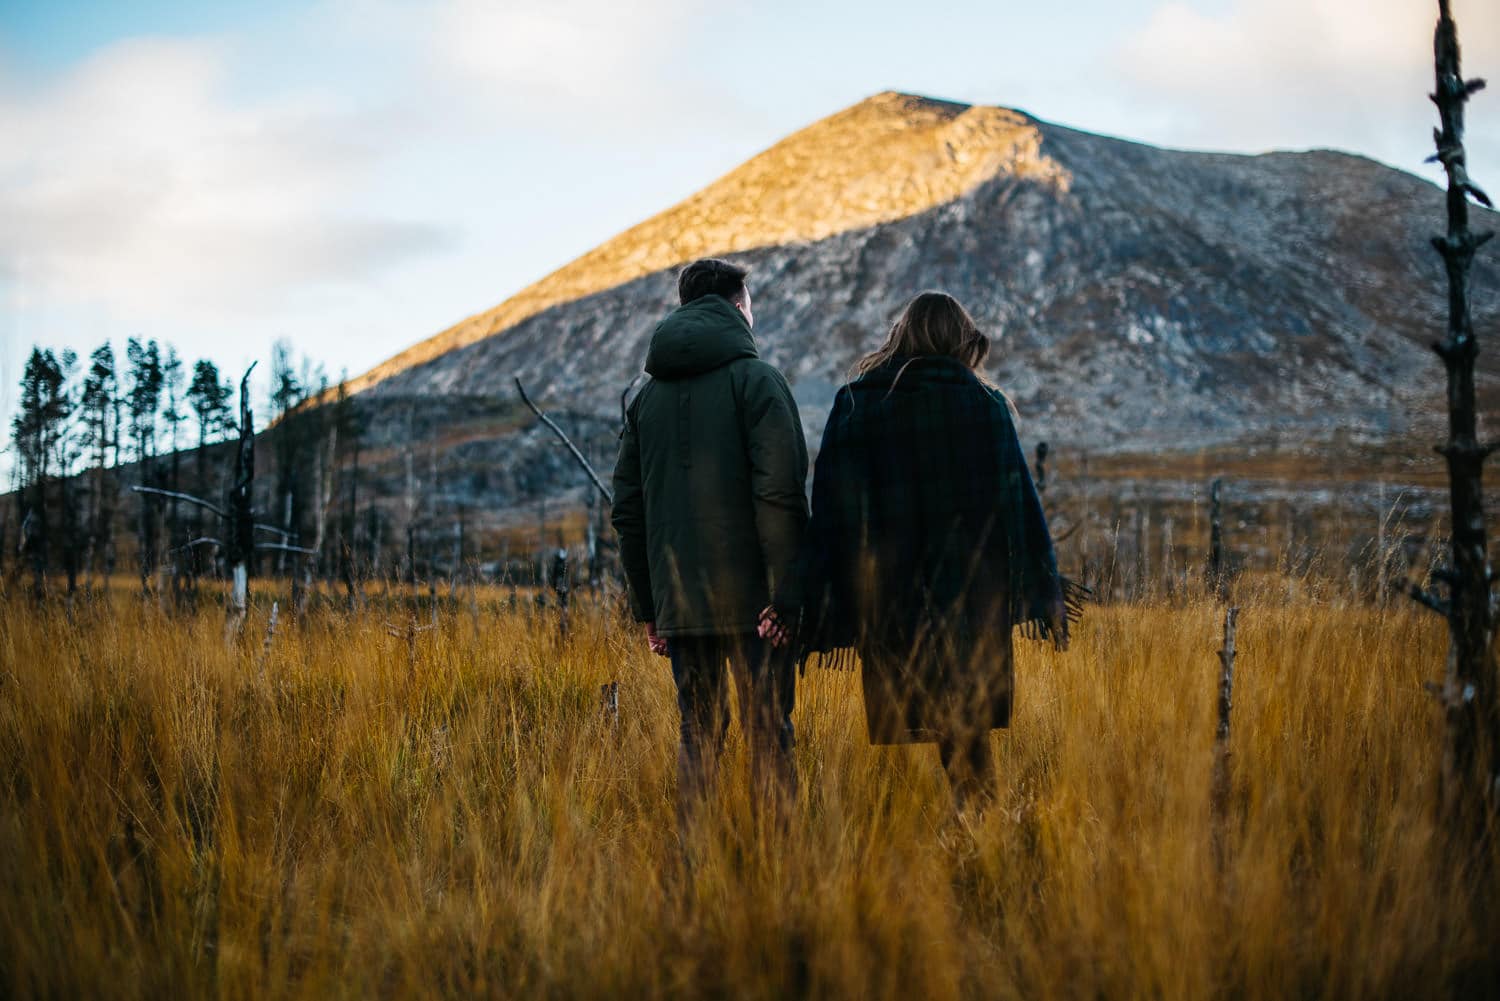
left=612, top=258, right=1080, bottom=813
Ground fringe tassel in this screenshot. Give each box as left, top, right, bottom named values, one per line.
left=1061, top=576, right=1091, bottom=623
left=799, top=576, right=1093, bottom=664
left=1020, top=576, right=1091, bottom=643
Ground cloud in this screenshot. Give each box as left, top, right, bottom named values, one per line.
left=432, top=0, right=690, bottom=96
left=401, top=0, right=763, bottom=137
left=0, top=35, right=453, bottom=322
left=1116, top=0, right=1500, bottom=176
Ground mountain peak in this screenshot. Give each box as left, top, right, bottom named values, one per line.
left=341, top=92, right=1069, bottom=398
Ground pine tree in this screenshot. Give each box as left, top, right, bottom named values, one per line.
left=269, top=339, right=304, bottom=576
left=10, top=348, right=73, bottom=597
left=161, top=347, right=186, bottom=588
left=125, top=337, right=164, bottom=589
left=80, top=343, right=119, bottom=586
left=187, top=359, right=233, bottom=575
left=51, top=351, right=83, bottom=595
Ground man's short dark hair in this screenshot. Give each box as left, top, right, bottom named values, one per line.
left=678, top=258, right=749, bottom=306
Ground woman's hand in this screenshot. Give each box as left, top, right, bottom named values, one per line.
left=1047, top=596, right=1070, bottom=652
left=758, top=605, right=792, bottom=648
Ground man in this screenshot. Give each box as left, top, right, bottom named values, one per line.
left=612, top=258, right=809, bottom=814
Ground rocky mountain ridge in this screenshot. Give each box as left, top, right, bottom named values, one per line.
left=331, top=91, right=1499, bottom=539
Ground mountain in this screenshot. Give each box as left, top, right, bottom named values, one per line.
left=342, top=91, right=1499, bottom=518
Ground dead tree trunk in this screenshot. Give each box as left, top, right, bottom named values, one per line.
left=137, top=465, right=154, bottom=598
left=1212, top=606, right=1239, bottom=862
left=1133, top=505, right=1150, bottom=601
left=344, top=424, right=363, bottom=610
left=226, top=364, right=257, bottom=640
left=1079, top=451, right=1091, bottom=586
left=1414, top=0, right=1499, bottom=825
left=22, top=507, right=44, bottom=603
left=403, top=406, right=417, bottom=588
left=1034, top=441, right=1049, bottom=496
left=1208, top=478, right=1227, bottom=600
left=1162, top=516, right=1176, bottom=601
left=552, top=548, right=571, bottom=637
left=450, top=515, right=463, bottom=599
left=297, top=423, right=335, bottom=618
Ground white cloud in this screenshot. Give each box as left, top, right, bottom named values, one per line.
left=408, top=0, right=758, bottom=135
left=1117, top=0, right=1500, bottom=177
left=0, top=36, right=452, bottom=322
left=435, top=0, right=676, bottom=99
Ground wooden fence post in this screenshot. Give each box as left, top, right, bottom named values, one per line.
left=1208, top=478, right=1227, bottom=601
left=1212, top=606, right=1240, bottom=864
left=552, top=549, right=571, bottom=638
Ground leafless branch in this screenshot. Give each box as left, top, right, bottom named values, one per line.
left=130, top=486, right=227, bottom=520
left=255, top=541, right=318, bottom=556
left=515, top=376, right=614, bottom=505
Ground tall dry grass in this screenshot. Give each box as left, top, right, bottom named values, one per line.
left=0, top=584, right=1494, bottom=999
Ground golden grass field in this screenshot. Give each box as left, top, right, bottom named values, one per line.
left=1, top=581, right=1496, bottom=999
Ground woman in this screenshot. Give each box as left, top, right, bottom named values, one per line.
left=760, top=291, right=1082, bottom=809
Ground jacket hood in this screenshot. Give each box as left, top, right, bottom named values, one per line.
left=644, top=295, right=758, bottom=380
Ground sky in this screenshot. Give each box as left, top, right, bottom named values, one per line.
left=2, top=0, right=1498, bottom=475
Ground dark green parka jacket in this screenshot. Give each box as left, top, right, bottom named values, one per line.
left=611, top=295, right=809, bottom=637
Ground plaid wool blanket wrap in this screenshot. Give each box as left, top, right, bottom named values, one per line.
left=775, top=355, right=1085, bottom=669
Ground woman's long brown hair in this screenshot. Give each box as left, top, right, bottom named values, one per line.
left=852, top=292, right=1013, bottom=413
left=853, top=291, right=991, bottom=379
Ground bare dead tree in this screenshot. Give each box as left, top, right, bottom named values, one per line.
left=1034, top=441, right=1048, bottom=495
left=226, top=364, right=257, bottom=640
left=1079, top=450, right=1091, bottom=583
left=1208, top=478, right=1227, bottom=600
left=403, top=404, right=418, bottom=587
left=515, top=377, right=614, bottom=505
left=133, top=364, right=258, bottom=638
left=294, top=421, right=336, bottom=617
left=136, top=366, right=321, bottom=637
left=1133, top=505, right=1150, bottom=601
left=1212, top=606, right=1240, bottom=865
left=552, top=548, right=571, bottom=637
left=1162, top=516, right=1176, bottom=600
left=1411, top=0, right=1499, bottom=825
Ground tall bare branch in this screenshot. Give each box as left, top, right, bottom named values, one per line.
left=515, top=377, right=614, bottom=505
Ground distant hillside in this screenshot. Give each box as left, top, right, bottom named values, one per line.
left=348, top=91, right=1498, bottom=453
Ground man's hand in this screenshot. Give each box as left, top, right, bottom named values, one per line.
left=757, top=605, right=792, bottom=648
left=645, top=622, right=669, bottom=657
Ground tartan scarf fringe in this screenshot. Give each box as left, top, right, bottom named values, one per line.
left=799, top=576, right=1091, bottom=671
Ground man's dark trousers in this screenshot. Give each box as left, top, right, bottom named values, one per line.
left=668, top=633, right=797, bottom=812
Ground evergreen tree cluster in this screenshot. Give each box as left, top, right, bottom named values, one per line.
left=4, top=336, right=360, bottom=599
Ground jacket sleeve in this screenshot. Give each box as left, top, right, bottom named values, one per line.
left=738, top=363, right=811, bottom=598
left=775, top=389, right=848, bottom=615
left=610, top=405, right=654, bottom=623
